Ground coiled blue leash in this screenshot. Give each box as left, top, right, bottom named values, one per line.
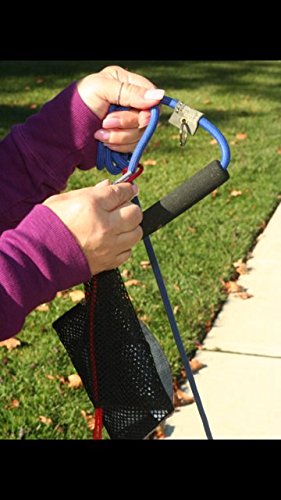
left=97, top=96, right=231, bottom=439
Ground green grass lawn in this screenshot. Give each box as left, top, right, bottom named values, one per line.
left=0, top=61, right=281, bottom=439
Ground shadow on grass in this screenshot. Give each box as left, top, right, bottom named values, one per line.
left=1, top=60, right=280, bottom=105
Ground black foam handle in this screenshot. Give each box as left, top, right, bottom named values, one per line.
left=141, top=160, right=229, bottom=238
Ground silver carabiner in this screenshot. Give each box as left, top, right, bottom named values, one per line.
left=179, top=119, right=188, bottom=147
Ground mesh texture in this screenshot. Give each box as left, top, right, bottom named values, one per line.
left=53, top=269, right=174, bottom=439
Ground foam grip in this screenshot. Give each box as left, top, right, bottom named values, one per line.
left=141, top=160, right=229, bottom=238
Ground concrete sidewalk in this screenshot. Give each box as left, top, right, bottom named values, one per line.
left=165, top=203, right=281, bottom=439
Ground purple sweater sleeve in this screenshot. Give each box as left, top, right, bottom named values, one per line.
left=0, top=205, right=91, bottom=340
left=0, top=82, right=102, bottom=232
left=0, top=82, right=102, bottom=340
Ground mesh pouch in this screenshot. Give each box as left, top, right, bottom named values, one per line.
left=52, top=269, right=174, bottom=439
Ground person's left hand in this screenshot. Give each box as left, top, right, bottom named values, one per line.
left=77, top=65, right=164, bottom=153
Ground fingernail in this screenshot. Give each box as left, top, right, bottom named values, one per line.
left=102, top=117, right=121, bottom=128
left=94, top=129, right=110, bottom=141
left=144, top=88, right=165, bottom=100
left=132, top=183, right=139, bottom=196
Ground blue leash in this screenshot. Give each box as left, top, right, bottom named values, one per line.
left=97, top=96, right=231, bottom=440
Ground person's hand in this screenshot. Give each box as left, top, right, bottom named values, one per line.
left=43, top=180, right=143, bottom=275
left=77, top=65, right=164, bottom=153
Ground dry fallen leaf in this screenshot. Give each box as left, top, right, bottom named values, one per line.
left=36, top=303, right=49, bottom=312
left=67, top=374, right=83, bottom=389
left=153, top=423, right=166, bottom=439
left=223, top=280, right=245, bottom=294
left=189, top=358, right=206, bottom=373
left=203, top=98, right=211, bottom=105
left=121, top=268, right=132, bottom=279
left=124, top=279, right=145, bottom=288
left=56, top=291, right=63, bottom=298
left=212, top=189, right=218, bottom=199
left=36, top=77, right=44, bottom=84
left=173, top=283, right=181, bottom=292
left=277, top=148, right=281, bottom=155
left=139, top=314, right=150, bottom=323
left=45, top=374, right=55, bottom=381
left=230, top=190, right=242, bottom=197
left=81, top=410, right=95, bottom=431
left=0, top=337, right=21, bottom=351
left=140, top=260, right=151, bottom=270
left=143, top=159, right=157, bottom=166
left=235, top=292, right=253, bottom=300
left=236, top=132, right=247, bottom=141
left=29, top=103, right=38, bottom=110
left=173, top=305, right=179, bottom=315
left=39, top=415, right=53, bottom=425
left=210, top=139, right=217, bottom=146
left=5, top=399, right=20, bottom=410
left=68, top=290, right=85, bottom=302
left=174, top=388, right=194, bottom=407
left=187, top=226, right=196, bottom=233
left=233, top=259, right=249, bottom=275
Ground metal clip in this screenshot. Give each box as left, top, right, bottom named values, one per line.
left=179, top=119, right=188, bottom=147
left=169, top=101, right=204, bottom=137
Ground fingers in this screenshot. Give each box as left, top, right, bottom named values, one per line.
left=94, top=126, right=145, bottom=150
left=95, top=109, right=151, bottom=152
left=111, top=202, right=143, bottom=233
left=101, top=77, right=165, bottom=110
left=102, top=109, right=151, bottom=129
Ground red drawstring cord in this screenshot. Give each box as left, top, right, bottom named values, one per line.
left=93, top=408, right=103, bottom=439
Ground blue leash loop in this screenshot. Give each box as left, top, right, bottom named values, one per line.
left=97, top=96, right=231, bottom=440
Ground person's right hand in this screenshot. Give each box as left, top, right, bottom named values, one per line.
left=43, top=180, right=143, bottom=275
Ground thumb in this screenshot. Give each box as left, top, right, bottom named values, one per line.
left=102, top=78, right=165, bottom=110
left=99, top=182, right=138, bottom=211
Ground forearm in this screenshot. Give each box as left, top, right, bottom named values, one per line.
left=0, top=204, right=91, bottom=340
left=0, top=82, right=101, bottom=233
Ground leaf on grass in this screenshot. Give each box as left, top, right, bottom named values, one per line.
left=210, top=139, right=217, bottom=146
left=230, top=190, right=242, bottom=197
left=187, top=226, right=196, bottom=233
left=189, top=358, right=206, bottom=373
left=233, top=259, right=249, bottom=275
left=81, top=410, right=95, bottom=431
left=212, top=189, right=218, bottom=198
left=39, top=415, right=53, bottom=425
left=5, top=399, right=20, bottom=410
left=236, top=132, right=247, bottom=141
left=29, top=103, right=38, bottom=110
left=36, top=77, right=44, bottom=84
left=68, top=290, right=85, bottom=302
left=277, top=148, right=281, bottom=155
left=124, top=279, right=145, bottom=288
left=143, top=159, right=157, bottom=166
left=171, top=134, right=179, bottom=140
left=67, top=374, right=83, bottom=389
left=121, top=268, right=132, bottom=279
left=173, top=305, right=179, bottom=315
left=0, top=337, right=21, bottom=351
left=203, top=98, right=211, bottom=105
left=56, top=291, right=63, bottom=298
left=45, top=374, right=56, bottom=381
left=139, top=314, right=150, bottom=323
left=235, top=292, right=253, bottom=300
left=140, top=260, right=151, bottom=270
left=173, top=283, right=181, bottom=292
left=36, top=303, right=49, bottom=312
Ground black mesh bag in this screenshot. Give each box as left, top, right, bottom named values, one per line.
left=53, top=268, right=174, bottom=440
